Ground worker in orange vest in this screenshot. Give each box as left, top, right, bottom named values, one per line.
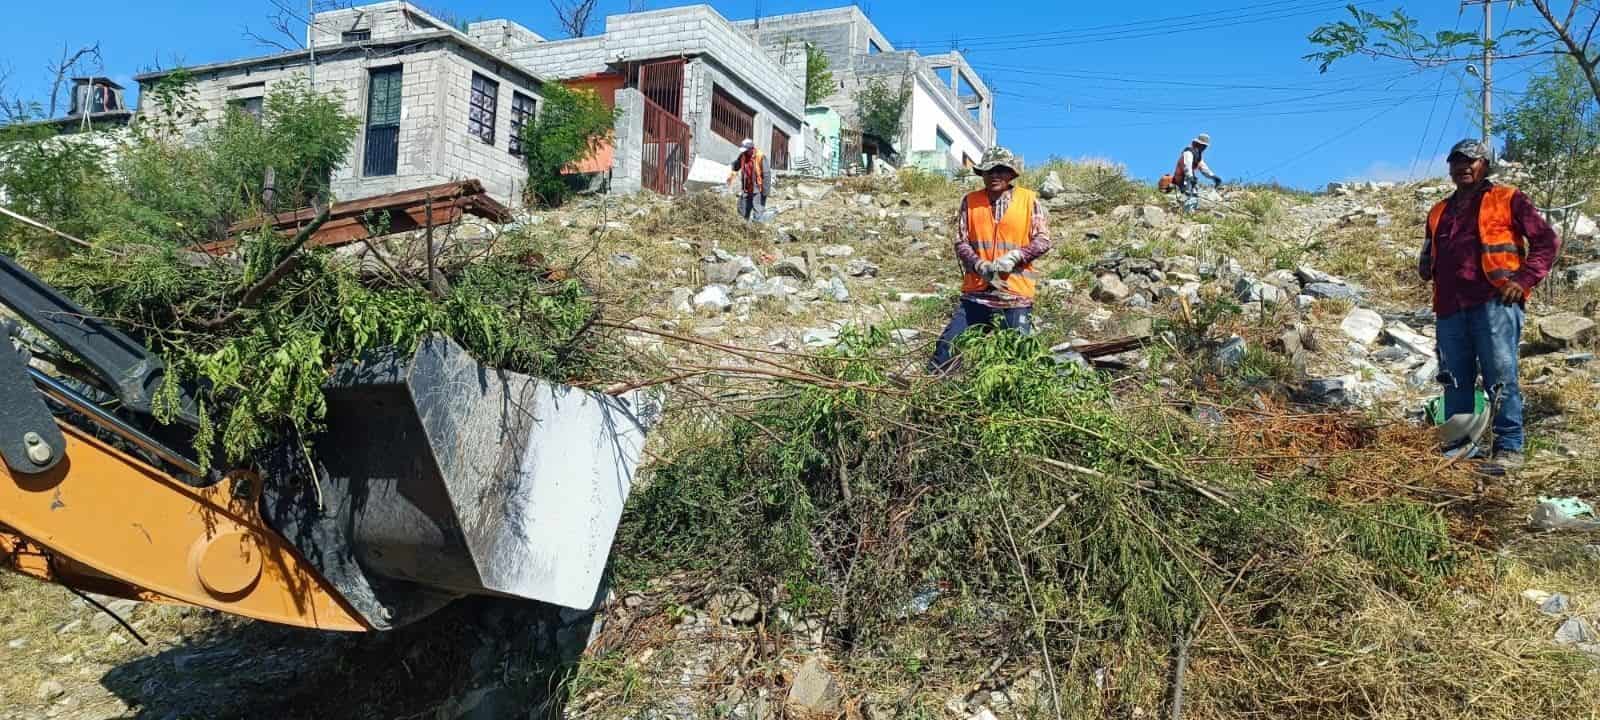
left=1419, top=138, right=1561, bottom=475
left=730, top=138, right=771, bottom=221
left=1171, top=133, right=1221, bottom=213
left=929, top=146, right=1053, bottom=371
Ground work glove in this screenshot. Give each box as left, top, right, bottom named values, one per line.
left=1211, top=176, right=1223, bottom=189
left=974, top=259, right=996, bottom=275
left=990, top=250, right=1024, bottom=274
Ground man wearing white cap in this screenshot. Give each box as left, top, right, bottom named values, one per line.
left=1171, top=133, right=1222, bottom=213
left=729, top=138, right=771, bottom=220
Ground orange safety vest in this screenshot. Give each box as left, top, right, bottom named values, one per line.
left=733, top=150, right=765, bottom=193
left=1425, top=185, right=1525, bottom=289
left=961, top=187, right=1041, bottom=299
left=1171, top=145, right=1202, bottom=185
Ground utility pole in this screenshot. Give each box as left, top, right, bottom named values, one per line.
left=308, top=0, right=317, bottom=88
left=1462, top=0, right=1497, bottom=143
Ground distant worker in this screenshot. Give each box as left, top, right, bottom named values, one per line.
left=929, top=146, right=1053, bottom=372
left=1419, top=139, right=1561, bottom=475
left=730, top=138, right=771, bottom=221
left=1171, top=133, right=1222, bottom=213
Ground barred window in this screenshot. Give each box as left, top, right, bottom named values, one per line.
left=508, top=92, right=536, bottom=157
left=468, top=73, right=498, bottom=145
left=710, top=85, right=754, bottom=146
left=342, top=29, right=372, bottom=43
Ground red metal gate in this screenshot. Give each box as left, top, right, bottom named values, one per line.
left=641, top=97, right=690, bottom=195
left=638, top=59, right=684, bottom=118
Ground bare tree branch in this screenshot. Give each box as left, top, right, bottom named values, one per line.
left=46, top=42, right=102, bottom=118
left=549, top=0, right=598, bottom=38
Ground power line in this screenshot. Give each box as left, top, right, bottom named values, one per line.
left=897, top=1, right=1377, bottom=53
left=888, top=0, right=1309, bottom=47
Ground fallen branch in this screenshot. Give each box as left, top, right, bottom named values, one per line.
left=0, top=203, right=122, bottom=256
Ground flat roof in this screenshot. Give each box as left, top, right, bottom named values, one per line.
left=134, top=31, right=546, bottom=85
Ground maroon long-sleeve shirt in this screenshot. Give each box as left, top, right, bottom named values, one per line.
left=1420, top=181, right=1560, bottom=318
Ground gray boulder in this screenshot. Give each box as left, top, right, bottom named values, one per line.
left=771, top=256, right=810, bottom=281
left=1091, top=273, right=1132, bottom=303
left=693, top=285, right=733, bottom=315
left=1039, top=171, right=1066, bottom=199
left=787, top=657, right=844, bottom=717
left=1303, top=282, right=1361, bottom=302
left=1567, top=262, right=1600, bottom=288
left=1340, top=308, right=1384, bottom=344
left=1539, top=313, right=1596, bottom=348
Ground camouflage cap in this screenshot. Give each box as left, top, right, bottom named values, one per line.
left=1447, top=138, right=1491, bottom=162
left=973, top=146, right=1022, bottom=175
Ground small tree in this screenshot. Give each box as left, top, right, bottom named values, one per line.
left=1498, top=58, right=1600, bottom=237
left=855, top=75, right=910, bottom=149
left=521, top=84, right=616, bottom=207
left=805, top=43, right=834, bottom=106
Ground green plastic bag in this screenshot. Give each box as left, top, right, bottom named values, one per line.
left=1426, top=389, right=1487, bottom=426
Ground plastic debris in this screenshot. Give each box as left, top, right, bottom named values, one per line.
left=1530, top=496, right=1600, bottom=532
left=1555, top=616, right=1596, bottom=646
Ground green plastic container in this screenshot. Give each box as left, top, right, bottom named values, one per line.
left=1426, top=389, right=1488, bottom=426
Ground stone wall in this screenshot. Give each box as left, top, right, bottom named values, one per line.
left=309, top=2, right=449, bottom=47
left=505, top=36, right=609, bottom=81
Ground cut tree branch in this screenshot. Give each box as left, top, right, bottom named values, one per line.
left=549, top=0, right=599, bottom=38
left=197, top=199, right=330, bottom=328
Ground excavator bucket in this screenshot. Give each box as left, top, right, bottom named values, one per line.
left=261, top=335, right=658, bottom=630
left=4, top=250, right=655, bottom=632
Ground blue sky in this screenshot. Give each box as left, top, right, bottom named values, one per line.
left=0, top=1, right=1560, bottom=189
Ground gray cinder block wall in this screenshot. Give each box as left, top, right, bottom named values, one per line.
left=136, top=33, right=544, bottom=207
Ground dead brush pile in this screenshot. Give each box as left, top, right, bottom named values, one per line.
left=603, top=328, right=1600, bottom=718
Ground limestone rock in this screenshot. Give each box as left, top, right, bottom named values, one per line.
left=35, top=679, right=65, bottom=702
left=1263, top=269, right=1300, bottom=290
left=1235, top=276, right=1286, bottom=306
left=1304, top=282, right=1361, bottom=302
left=846, top=259, right=879, bottom=278
left=902, top=214, right=927, bottom=233
left=1135, top=205, right=1169, bottom=228
left=1295, top=265, right=1337, bottom=285
left=1340, top=308, right=1384, bottom=344
left=787, top=658, right=844, bottom=717
left=818, top=244, right=855, bottom=258
left=1383, top=322, right=1436, bottom=357
left=772, top=256, right=810, bottom=281
left=1091, top=274, right=1131, bottom=303
left=670, top=287, right=694, bottom=315
left=1039, top=171, right=1066, bottom=199
left=693, top=285, right=733, bottom=315
left=1565, top=261, right=1600, bottom=288
left=1539, top=313, right=1596, bottom=348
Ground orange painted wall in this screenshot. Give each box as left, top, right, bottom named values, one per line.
left=563, top=74, right=626, bottom=175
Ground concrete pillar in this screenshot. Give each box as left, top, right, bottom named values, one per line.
left=610, top=89, right=645, bottom=195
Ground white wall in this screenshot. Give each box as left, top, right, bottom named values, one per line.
left=907, top=79, right=983, bottom=168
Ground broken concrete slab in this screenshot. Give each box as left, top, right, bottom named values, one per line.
left=1341, top=308, right=1384, bottom=344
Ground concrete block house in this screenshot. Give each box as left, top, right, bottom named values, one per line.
left=739, top=7, right=997, bottom=174
left=135, top=2, right=808, bottom=203
left=137, top=3, right=545, bottom=206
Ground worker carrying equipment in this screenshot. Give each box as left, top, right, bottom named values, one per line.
left=1160, top=133, right=1222, bottom=213
left=0, top=251, right=656, bottom=631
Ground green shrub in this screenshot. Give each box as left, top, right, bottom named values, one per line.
left=520, top=83, right=616, bottom=207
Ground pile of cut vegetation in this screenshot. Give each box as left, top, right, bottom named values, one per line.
left=600, top=327, right=1600, bottom=718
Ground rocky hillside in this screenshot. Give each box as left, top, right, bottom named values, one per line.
left=4, top=164, right=1600, bottom=720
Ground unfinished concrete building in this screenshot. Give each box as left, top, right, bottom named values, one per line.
left=136, top=3, right=545, bottom=206
left=739, top=7, right=997, bottom=174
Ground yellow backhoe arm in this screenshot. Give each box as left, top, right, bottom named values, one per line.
left=0, top=421, right=369, bottom=631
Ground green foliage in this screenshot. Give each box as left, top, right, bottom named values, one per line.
left=520, top=83, right=616, bottom=208
left=617, top=329, right=1461, bottom=710
left=0, top=76, right=356, bottom=252
left=855, top=76, right=911, bottom=147
left=1305, top=6, right=1479, bottom=73
left=1499, top=58, right=1600, bottom=229
left=894, top=167, right=960, bottom=199
left=804, top=43, right=835, bottom=106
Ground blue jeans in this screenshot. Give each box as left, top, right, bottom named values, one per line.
left=1436, top=300, right=1524, bottom=452
left=929, top=299, right=1033, bottom=372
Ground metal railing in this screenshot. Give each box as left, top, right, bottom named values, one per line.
left=641, top=97, right=690, bottom=196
